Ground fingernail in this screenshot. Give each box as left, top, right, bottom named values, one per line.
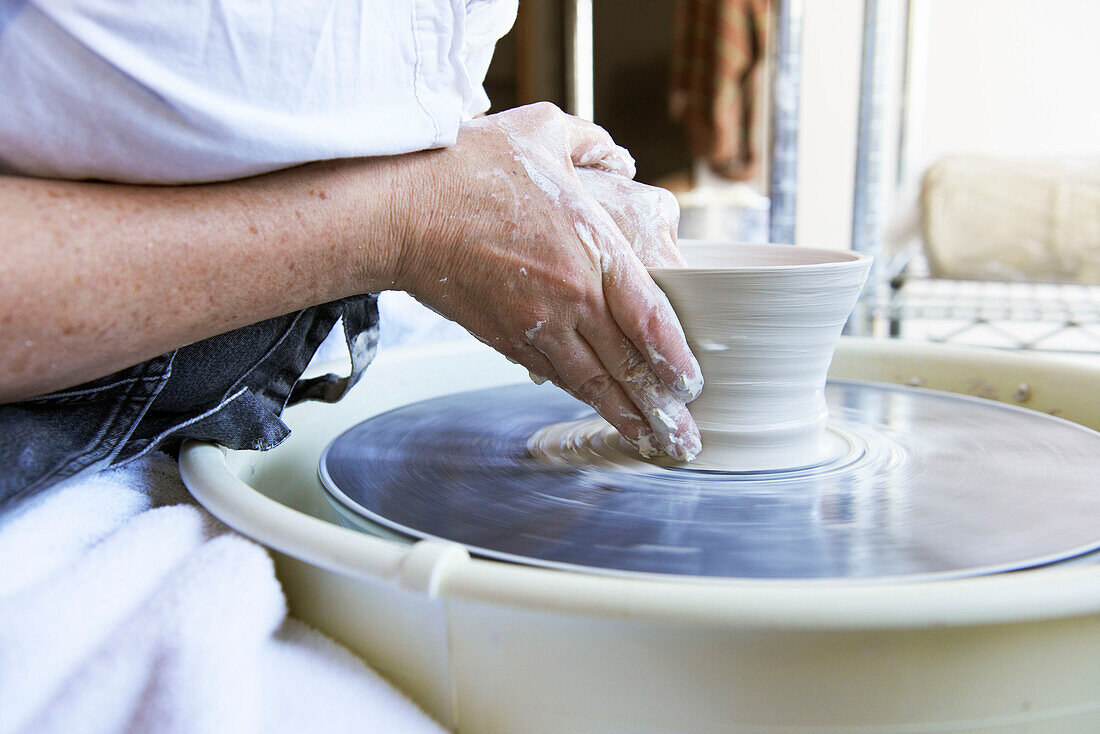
left=598, top=145, right=636, bottom=178
left=664, top=425, right=702, bottom=463
left=647, top=411, right=701, bottom=462
left=671, top=360, right=704, bottom=403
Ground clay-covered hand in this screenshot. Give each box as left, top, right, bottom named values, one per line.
left=575, top=167, right=687, bottom=268
left=390, top=102, right=703, bottom=460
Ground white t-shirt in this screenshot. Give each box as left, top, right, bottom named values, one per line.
left=0, top=0, right=517, bottom=184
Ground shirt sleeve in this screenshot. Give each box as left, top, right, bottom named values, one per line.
left=0, top=0, right=516, bottom=184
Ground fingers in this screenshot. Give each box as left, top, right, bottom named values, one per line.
left=541, top=105, right=635, bottom=178
left=575, top=168, right=686, bottom=268
left=598, top=241, right=704, bottom=405
left=474, top=326, right=563, bottom=387
left=502, top=336, right=561, bottom=387
left=520, top=222, right=703, bottom=460
left=494, top=320, right=674, bottom=459
left=438, top=102, right=702, bottom=460
left=655, top=183, right=681, bottom=243
left=568, top=133, right=636, bottom=179
left=572, top=320, right=702, bottom=462
left=570, top=135, right=636, bottom=179
left=528, top=331, right=662, bottom=458
left=491, top=101, right=636, bottom=178
left=569, top=174, right=694, bottom=414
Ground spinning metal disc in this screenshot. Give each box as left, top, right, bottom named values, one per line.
left=319, top=381, right=1100, bottom=580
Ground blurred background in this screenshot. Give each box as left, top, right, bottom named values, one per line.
left=383, top=0, right=1100, bottom=357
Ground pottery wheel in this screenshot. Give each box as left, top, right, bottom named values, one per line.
left=319, top=380, right=1100, bottom=580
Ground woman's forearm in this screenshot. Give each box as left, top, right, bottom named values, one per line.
left=0, top=159, right=405, bottom=402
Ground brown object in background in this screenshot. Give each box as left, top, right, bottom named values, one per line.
left=670, top=0, right=769, bottom=182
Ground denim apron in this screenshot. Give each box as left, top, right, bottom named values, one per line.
left=0, top=295, right=379, bottom=510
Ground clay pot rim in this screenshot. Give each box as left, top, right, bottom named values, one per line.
left=651, top=240, right=873, bottom=275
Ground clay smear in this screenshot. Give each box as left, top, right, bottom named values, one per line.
left=529, top=242, right=872, bottom=471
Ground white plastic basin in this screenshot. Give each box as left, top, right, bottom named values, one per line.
left=180, top=338, right=1100, bottom=733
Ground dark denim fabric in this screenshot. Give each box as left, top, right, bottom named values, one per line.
left=0, top=294, right=379, bottom=511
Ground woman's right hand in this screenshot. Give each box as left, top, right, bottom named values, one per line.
left=385, top=103, right=703, bottom=461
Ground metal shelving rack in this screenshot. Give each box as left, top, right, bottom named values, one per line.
left=864, top=0, right=1100, bottom=353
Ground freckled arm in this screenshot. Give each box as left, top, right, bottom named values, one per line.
left=0, top=159, right=407, bottom=402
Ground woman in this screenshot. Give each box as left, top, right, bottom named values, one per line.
left=0, top=4, right=707, bottom=729
left=0, top=1, right=703, bottom=507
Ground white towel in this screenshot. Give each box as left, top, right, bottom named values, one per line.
left=0, top=452, right=447, bottom=734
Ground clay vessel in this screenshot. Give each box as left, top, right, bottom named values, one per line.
left=649, top=242, right=872, bottom=470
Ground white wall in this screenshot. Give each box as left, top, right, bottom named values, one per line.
left=794, top=0, right=1100, bottom=250
left=795, top=0, right=864, bottom=249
